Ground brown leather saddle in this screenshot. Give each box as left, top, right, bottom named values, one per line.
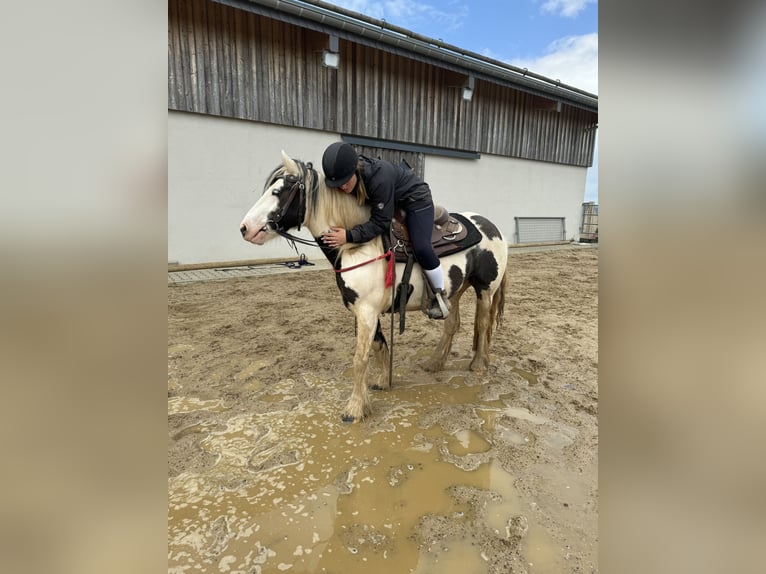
left=390, top=206, right=471, bottom=263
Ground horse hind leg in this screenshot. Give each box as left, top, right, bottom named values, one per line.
left=471, top=272, right=507, bottom=368
left=487, top=273, right=508, bottom=347
left=369, top=320, right=391, bottom=391
left=422, top=286, right=466, bottom=372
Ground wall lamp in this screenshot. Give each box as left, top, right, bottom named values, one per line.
left=461, top=75, right=475, bottom=101
left=322, top=35, right=339, bottom=69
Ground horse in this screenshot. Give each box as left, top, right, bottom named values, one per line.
left=239, top=151, right=508, bottom=422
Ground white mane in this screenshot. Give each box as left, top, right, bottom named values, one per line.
left=280, top=151, right=382, bottom=257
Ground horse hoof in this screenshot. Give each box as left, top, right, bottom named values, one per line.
left=341, top=414, right=356, bottom=424
left=469, top=359, right=489, bottom=371
left=421, top=359, right=443, bottom=373
left=369, top=384, right=389, bottom=391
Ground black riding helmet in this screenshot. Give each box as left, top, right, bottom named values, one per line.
left=322, top=142, right=358, bottom=188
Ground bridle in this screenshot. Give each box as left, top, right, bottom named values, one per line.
left=267, top=162, right=319, bottom=249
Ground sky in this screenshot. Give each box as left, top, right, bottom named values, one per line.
left=318, top=0, right=599, bottom=203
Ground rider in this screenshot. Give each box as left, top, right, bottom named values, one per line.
left=320, top=142, right=450, bottom=320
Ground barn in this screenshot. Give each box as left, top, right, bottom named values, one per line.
left=168, top=0, right=598, bottom=265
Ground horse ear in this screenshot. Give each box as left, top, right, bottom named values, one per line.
left=281, top=150, right=299, bottom=175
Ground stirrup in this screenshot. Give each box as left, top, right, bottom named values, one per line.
left=427, top=289, right=450, bottom=320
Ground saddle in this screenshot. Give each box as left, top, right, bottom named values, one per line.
left=389, top=208, right=481, bottom=332
left=390, top=206, right=472, bottom=263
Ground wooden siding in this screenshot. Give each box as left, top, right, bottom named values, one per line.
left=354, top=145, right=425, bottom=180
left=168, top=0, right=597, bottom=167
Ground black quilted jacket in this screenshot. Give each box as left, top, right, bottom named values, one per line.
left=346, top=156, right=432, bottom=244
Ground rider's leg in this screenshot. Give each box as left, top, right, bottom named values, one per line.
left=406, top=203, right=450, bottom=319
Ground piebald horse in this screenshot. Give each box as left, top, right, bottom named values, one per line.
left=240, top=151, right=508, bottom=422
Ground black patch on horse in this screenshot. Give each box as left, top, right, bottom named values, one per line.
left=470, top=215, right=503, bottom=241
left=466, top=248, right=500, bottom=296
left=373, top=321, right=387, bottom=348
left=336, top=274, right=359, bottom=308
left=448, top=265, right=464, bottom=298
left=316, top=239, right=339, bottom=261
left=315, top=241, right=359, bottom=308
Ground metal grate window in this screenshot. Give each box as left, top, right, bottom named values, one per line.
left=515, top=217, right=566, bottom=243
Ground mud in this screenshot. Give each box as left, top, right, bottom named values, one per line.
left=168, top=246, right=598, bottom=573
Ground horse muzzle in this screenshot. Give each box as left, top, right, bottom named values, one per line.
left=240, top=222, right=270, bottom=245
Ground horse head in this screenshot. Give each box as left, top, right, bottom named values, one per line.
left=240, top=151, right=315, bottom=245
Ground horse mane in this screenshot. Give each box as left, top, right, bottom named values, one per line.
left=267, top=158, right=382, bottom=256
left=266, top=161, right=369, bottom=230
left=264, top=164, right=287, bottom=188
left=308, top=170, right=383, bottom=257
left=308, top=175, right=368, bottom=228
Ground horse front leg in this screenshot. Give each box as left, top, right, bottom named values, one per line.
left=369, top=320, right=391, bottom=391
left=422, top=289, right=463, bottom=372
left=470, top=289, right=493, bottom=371
left=342, top=306, right=378, bottom=422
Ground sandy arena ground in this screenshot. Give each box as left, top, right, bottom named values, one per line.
left=168, top=245, right=598, bottom=573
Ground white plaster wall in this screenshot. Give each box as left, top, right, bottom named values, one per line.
left=168, top=111, right=338, bottom=265
left=423, top=153, right=588, bottom=244
left=169, top=111, right=589, bottom=264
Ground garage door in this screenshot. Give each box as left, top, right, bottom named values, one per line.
left=515, top=217, right=566, bottom=243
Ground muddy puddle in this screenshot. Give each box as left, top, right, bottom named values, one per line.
left=169, top=368, right=576, bottom=574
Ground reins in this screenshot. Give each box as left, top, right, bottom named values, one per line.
left=333, top=249, right=393, bottom=274
left=276, top=229, right=318, bottom=248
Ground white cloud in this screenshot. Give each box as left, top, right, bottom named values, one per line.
left=510, top=32, right=599, bottom=203
left=329, top=0, right=384, bottom=19
left=321, top=0, right=467, bottom=32
left=384, top=0, right=468, bottom=30
left=540, top=0, right=596, bottom=18
left=510, top=33, right=598, bottom=94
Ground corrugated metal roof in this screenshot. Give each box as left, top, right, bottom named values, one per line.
left=215, top=0, right=597, bottom=113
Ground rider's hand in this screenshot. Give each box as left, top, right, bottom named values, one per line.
left=322, top=227, right=347, bottom=248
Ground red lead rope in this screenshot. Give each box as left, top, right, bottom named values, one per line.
left=334, top=249, right=395, bottom=288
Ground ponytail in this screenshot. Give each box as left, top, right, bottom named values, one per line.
left=354, top=160, right=367, bottom=206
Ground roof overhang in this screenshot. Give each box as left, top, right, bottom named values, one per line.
left=214, top=0, right=598, bottom=114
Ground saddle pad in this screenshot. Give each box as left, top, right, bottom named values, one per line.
left=392, top=212, right=482, bottom=263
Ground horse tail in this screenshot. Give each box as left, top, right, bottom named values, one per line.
left=489, top=272, right=507, bottom=335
